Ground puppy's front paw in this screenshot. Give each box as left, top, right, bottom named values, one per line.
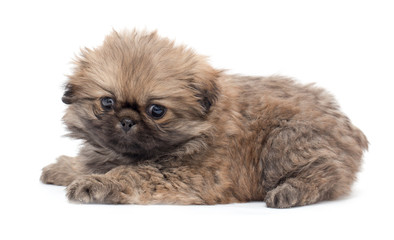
left=66, top=175, right=127, bottom=204
left=41, top=163, right=59, bottom=184
left=265, top=183, right=300, bottom=208
left=40, top=156, right=77, bottom=186
left=41, top=164, right=74, bottom=186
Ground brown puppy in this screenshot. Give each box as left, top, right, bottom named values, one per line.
left=41, top=30, right=368, bottom=208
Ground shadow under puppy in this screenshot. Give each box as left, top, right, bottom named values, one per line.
left=41, top=30, right=368, bottom=208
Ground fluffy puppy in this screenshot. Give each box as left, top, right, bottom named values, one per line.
left=41, top=30, right=368, bottom=208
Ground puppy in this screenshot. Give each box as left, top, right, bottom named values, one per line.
left=41, top=30, right=368, bottom=208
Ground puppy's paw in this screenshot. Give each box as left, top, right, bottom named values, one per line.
left=41, top=164, right=72, bottom=186
left=265, top=183, right=300, bottom=208
left=66, top=175, right=126, bottom=204
left=40, top=156, right=77, bottom=186
left=41, top=163, right=58, bottom=184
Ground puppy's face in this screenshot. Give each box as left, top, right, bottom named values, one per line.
left=62, top=31, right=219, bottom=159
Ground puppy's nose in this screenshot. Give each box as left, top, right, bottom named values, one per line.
left=120, top=118, right=134, bottom=133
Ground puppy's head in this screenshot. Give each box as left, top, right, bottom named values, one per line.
left=62, top=30, right=220, bottom=159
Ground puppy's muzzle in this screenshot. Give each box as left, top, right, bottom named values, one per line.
left=120, top=118, right=134, bottom=133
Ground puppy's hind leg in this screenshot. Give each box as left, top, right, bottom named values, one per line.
left=262, top=124, right=363, bottom=208
left=264, top=167, right=339, bottom=208
left=40, top=155, right=82, bottom=186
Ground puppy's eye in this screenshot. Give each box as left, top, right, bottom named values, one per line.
left=101, top=97, right=115, bottom=110
left=147, top=104, right=166, bottom=119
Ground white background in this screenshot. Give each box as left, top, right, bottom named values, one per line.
left=0, top=0, right=393, bottom=239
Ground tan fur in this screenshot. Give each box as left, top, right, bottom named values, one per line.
left=41, top=30, right=368, bottom=208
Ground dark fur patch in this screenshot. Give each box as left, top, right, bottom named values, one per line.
left=62, top=84, right=76, bottom=104
left=190, top=82, right=219, bottom=113
left=121, top=101, right=140, bottom=112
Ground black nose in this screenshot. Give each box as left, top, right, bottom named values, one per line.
left=120, top=118, right=134, bottom=133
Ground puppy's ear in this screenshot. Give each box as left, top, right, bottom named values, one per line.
left=200, top=67, right=221, bottom=113
left=191, top=69, right=220, bottom=113
left=197, top=83, right=219, bottom=112
left=62, top=83, right=76, bottom=104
